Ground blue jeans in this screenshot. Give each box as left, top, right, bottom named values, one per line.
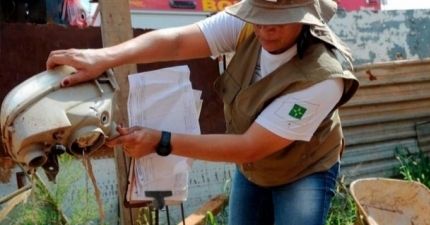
left=228, top=162, right=339, bottom=225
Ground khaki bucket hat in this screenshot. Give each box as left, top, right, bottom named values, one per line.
left=225, top=0, right=354, bottom=68
left=225, top=0, right=337, bottom=26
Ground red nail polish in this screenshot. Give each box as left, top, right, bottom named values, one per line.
left=62, top=79, right=69, bottom=86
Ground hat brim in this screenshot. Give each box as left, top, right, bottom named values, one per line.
left=225, top=0, right=324, bottom=27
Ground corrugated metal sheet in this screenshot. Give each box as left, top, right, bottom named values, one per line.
left=340, top=59, right=430, bottom=183
left=416, top=121, right=430, bottom=152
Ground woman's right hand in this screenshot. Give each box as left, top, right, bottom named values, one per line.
left=46, top=48, right=109, bottom=87
left=106, top=125, right=162, bottom=159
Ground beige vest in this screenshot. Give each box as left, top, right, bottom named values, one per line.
left=214, top=33, right=359, bottom=187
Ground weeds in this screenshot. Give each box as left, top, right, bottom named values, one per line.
left=395, top=147, right=430, bottom=188
left=205, top=211, right=217, bottom=225
left=136, top=207, right=154, bottom=225
left=202, top=178, right=231, bottom=225
left=325, top=176, right=357, bottom=225
left=7, top=154, right=103, bottom=225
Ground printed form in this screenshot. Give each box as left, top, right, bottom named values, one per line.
left=126, top=65, right=201, bottom=202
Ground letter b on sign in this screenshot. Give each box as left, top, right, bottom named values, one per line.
left=202, top=0, right=238, bottom=11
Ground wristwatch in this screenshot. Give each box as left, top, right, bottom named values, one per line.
left=156, top=131, right=171, bottom=156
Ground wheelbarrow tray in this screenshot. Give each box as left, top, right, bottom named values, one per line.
left=350, top=178, right=430, bottom=225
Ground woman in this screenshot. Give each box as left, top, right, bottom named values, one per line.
left=47, top=0, right=359, bottom=224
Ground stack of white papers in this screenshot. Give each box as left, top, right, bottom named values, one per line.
left=125, top=65, right=202, bottom=204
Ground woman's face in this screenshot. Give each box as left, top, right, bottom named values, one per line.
left=252, top=23, right=304, bottom=54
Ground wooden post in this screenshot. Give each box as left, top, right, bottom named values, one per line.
left=176, top=195, right=228, bottom=225
left=97, top=0, right=138, bottom=224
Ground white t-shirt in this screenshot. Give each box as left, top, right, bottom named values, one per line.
left=196, top=12, right=343, bottom=142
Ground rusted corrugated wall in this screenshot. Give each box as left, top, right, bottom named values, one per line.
left=328, top=9, right=430, bottom=183
left=340, top=59, right=430, bottom=183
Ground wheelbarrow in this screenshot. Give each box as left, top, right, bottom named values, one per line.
left=350, top=178, right=430, bottom=225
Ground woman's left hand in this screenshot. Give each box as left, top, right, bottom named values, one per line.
left=106, top=125, right=161, bottom=158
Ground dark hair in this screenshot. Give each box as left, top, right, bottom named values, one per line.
left=296, top=25, right=311, bottom=59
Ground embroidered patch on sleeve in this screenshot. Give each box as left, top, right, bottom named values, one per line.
left=275, top=97, right=319, bottom=128
left=288, top=104, right=307, bottom=119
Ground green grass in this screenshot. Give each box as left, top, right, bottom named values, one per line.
left=135, top=207, right=155, bottom=225
left=395, top=147, right=430, bottom=189
left=5, top=154, right=105, bottom=225
left=325, top=176, right=357, bottom=225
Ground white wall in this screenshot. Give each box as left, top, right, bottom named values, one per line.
left=130, top=10, right=210, bottom=29
left=381, top=0, right=430, bottom=10
left=330, top=9, right=430, bottom=65
left=89, top=3, right=210, bottom=29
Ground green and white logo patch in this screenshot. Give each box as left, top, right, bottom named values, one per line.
left=275, top=98, right=319, bottom=128
left=288, top=104, right=307, bottom=120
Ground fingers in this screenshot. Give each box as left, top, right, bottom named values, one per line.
left=105, top=126, right=142, bottom=147
left=46, top=50, right=62, bottom=70
left=106, top=135, right=130, bottom=148
left=47, top=49, right=95, bottom=86
left=47, top=49, right=107, bottom=87
left=117, top=125, right=141, bottom=135
left=61, top=71, right=88, bottom=87
left=117, top=125, right=129, bottom=135
left=46, top=50, right=88, bottom=87
left=46, top=49, right=76, bottom=70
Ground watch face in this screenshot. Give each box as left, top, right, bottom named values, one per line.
left=157, top=131, right=171, bottom=156
left=157, top=145, right=171, bottom=156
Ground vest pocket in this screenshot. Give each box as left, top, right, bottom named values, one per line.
left=214, top=71, right=241, bottom=105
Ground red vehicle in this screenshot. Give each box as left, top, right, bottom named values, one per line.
left=337, top=0, right=381, bottom=11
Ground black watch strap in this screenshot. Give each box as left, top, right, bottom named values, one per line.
left=156, top=131, right=171, bottom=156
